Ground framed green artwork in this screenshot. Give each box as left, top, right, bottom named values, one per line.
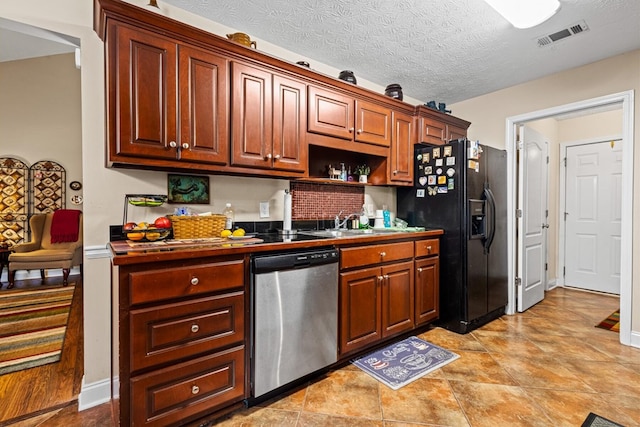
left=167, top=174, right=210, bottom=204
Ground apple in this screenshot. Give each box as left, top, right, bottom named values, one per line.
left=123, top=222, right=137, bottom=231
left=154, top=216, right=172, bottom=229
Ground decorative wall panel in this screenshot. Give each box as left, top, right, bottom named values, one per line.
left=0, top=157, right=29, bottom=246
left=30, top=160, right=66, bottom=214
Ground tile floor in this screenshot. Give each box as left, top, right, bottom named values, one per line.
left=212, top=287, right=639, bottom=427
left=35, top=287, right=640, bottom=426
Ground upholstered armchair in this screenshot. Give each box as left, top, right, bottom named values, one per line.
left=7, top=211, right=83, bottom=289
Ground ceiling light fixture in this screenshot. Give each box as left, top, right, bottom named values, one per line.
left=483, top=0, right=561, bottom=29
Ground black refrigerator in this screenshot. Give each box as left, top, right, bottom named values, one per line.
left=397, top=139, right=508, bottom=334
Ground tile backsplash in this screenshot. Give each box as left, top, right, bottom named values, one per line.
left=291, top=182, right=364, bottom=220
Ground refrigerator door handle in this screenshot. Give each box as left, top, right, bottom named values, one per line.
left=484, top=187, right=497, bottom=253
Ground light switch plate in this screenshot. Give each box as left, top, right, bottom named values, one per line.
left=259, top=201, right=270, bottom=218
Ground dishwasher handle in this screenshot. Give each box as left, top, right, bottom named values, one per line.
left=252, top=248, right=338, bottom=274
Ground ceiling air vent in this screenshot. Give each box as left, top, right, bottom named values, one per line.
left=536, top=20, right=589, bottom=47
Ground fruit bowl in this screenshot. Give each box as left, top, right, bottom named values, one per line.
left=127, top=195, right=167, bottom=207
left=126, top=227, right=171, bottom=242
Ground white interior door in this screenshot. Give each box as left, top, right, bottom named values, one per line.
left=517, top=126, right=548, bottom=312
left=564, top=140, right=622, bottom=294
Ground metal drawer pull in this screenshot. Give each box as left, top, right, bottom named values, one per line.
left=192, top=385, right=200, bottom=394
left=380, top=251, right=386, bottom=257
left=427, top=245, right=432, bottom=253
left=190, top=277, right=199, bottom=285
left=417, top=267, right=423, bottom=273
left=191, top=324, right=199, bottom=333
left=383, top=274, right=389, bottom=280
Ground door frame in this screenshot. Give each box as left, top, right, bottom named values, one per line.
left=558, top=135, right=622, bottom=289
left=505, top=90, right=634, bottom=347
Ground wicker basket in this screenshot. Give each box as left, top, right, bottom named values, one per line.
left=169, top=215, right=226, bottom=239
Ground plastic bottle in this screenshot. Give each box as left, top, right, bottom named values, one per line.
left=383, top=204, right=391, bottom=228
left=340, top=163, right=347, bottom=181
left=222, top=203, right=234, bottom=230
left=359, top=205, right=369, bottom=229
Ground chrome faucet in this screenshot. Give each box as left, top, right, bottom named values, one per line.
left=334, top=211, right=358, bottom=229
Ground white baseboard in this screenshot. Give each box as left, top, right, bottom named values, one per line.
left=78, top=376, right=112, bottom=411
left=630, top=330, right=640, bottom=349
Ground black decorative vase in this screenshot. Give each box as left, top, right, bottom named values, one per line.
left=384, top=83, right=403, bottom=101
left=338, top=70, right=357, bottom=84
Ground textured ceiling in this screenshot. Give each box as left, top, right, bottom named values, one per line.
left=160, top=0, right=640, bottom=104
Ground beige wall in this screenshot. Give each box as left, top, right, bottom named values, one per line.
left=0, top=54, right=82, bottom=209
left=451, top=50, right=639, bottom=335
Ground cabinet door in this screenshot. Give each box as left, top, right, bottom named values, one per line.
left=339, top=267, right=381, bottom=356
left=272, top=74, right=307, bottom=172
left=390, top=111, right=414, bottom=184
left=230, top=62, right=273, bottom=168
left=354, top=100, right=391, bottom=147
left=415, top=257, right=439, bottom=326
left=419, top=116, right=446, bottom=145
left=178, top=45, right=229, bottom=165
left=448, top=124, right=467, bottom=141
left=381, top=261, right=414, bottom=337
left=308, top=86, right=354, bottom=140
left=113, top=24, right=177, bottom=160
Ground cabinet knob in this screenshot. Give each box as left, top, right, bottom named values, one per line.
left=190, top=277, right=199, bottom=286
left=417, top=267, right=423, bottom=273
left=191, top=324, right=200, bottom=333
left=265, top=153, right=272, bottom=160
left=191, top=385, right=200, bottom=395
left=357, top=129, right=362, bottom=134
left=427, top=246, right=432, bottom=253
left=383, top=274, right=389, bottom=280
left=169, top=141, right=177, bottom=148
left=380, top=251, right=386, bottom=257
left=182, top=143, right=190, bottom=149
left=274, top=154, right=281, bottom=160
left=393, top=170, right=398, bottom=175
left=377, top=275, right=384, bottom=283
left=348, top=127, right=354, bottom=133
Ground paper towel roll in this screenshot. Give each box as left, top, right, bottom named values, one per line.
left=283, top=190, right=292, bottom=231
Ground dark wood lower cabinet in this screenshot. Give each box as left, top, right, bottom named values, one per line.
left=113, top=256, right=246, bottom=426
left=338, top=242, right=419, bottom=357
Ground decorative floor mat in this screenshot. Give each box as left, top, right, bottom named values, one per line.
left=595, top=310, right=620, bottom=332
left=353, top=336, right=459, bottom=390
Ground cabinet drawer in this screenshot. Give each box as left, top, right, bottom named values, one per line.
left=130, top=346, right=245, bottom=427
left=129, top=259, right=244, bottom=305
left=130, top=292, right=244, bottom=372
left=415, top=239, right=440, bottom=258
left=340, top=241, right=413, bottom=269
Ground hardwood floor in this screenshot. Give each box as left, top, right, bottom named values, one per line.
left=0, top=275, right=85, bottom=426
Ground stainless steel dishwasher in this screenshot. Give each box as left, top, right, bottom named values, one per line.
left=251, top=247, right=339, bottom=399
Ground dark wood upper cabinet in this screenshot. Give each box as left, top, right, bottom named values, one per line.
left=230, top=62, right=307, bottom=173
left=308, top=85, right=391, bottom=148
left=389, top=111, right=414, bottom=184
left=109, top=22, right=228, bottom=166
left=96, top=0, right=470, bottom=183
left=177, top=45, right=229, bottom=165
left=112, top=23, right=177, bottom=160
left=416, top=105, right=471, bottom=146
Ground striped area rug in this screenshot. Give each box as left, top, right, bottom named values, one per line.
left=0, top=285, right=75, bottom=375
left=595, top=309, right=620, bottom=333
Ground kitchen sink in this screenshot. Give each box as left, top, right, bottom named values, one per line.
left=298, top=228, right=405, bottom=238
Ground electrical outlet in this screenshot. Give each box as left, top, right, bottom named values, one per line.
left=259, top=201, right=270, bottom=218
